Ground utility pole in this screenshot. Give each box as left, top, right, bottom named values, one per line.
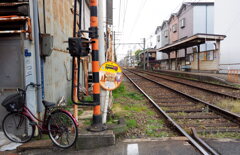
left=98, top=0, right=107, bottom=124
left=113, top=31, right=116, bottom=61
left=143, top=38, right=146, bottom=70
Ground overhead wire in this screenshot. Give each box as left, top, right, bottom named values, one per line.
left=121, top=0, right=128, bottom=33
left=118, top=0, right=122, bottom=33
left=128, top=0, right=148, bottom=40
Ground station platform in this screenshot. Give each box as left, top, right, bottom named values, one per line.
left=151, top=69, right=240, bottom=86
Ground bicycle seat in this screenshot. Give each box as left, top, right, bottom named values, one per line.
left=42, top=100, right=56, bottom=108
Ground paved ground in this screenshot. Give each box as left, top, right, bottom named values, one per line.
left=0, top=131, right=22, bottom=152
left=1, top=130, right=240, bottom=155
left=18, top=137, right=200, bottom=155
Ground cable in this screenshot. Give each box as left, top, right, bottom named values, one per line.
left=118, top=0, right=122, bottom=32
left=128, top=0, right=147, bottom=39
left=121, top=0, right=128, bottom=33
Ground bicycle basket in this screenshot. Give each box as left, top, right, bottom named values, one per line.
left=1, top=93, right=24, bottom=112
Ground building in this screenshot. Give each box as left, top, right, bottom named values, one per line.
left=160, top=20, right=169, bottom=47
left=0, top=0, right=91, bottom=127
left=154, top=1, right=223, bottom=72
left=155, top=26, right=162, bottom=49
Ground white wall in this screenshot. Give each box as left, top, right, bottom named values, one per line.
left=215, top=0, right=240, bottom=64
left=193, top=5, right=215, bottom=52
left=156, top=30, right=162, bottom=49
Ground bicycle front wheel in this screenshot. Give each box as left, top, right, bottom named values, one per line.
left=2, top=113, right=34, bottom=143
left=47, top=110, right=78, bottom=148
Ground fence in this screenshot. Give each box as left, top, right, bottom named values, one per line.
left=219, top=63, right=240, bottom=83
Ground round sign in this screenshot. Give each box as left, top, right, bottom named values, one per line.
left=99, top=61, right=123, bottom=91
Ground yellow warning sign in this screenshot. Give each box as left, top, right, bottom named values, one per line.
left=100, top=61, right=123, bottom=91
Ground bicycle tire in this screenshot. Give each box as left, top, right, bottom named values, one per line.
left=47, top=110, right=78, bottom=148
left=2, top=113, right=34, bottom=143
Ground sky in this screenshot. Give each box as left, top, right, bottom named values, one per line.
left=112, top=0, right=213, bottom=61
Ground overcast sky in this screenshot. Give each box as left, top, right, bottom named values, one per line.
left=113, top=0, right=214, bottom=61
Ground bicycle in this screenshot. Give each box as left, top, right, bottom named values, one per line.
left=1, top=83, right=78, bottom=148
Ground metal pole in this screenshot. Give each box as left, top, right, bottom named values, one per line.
left=143, top=38, right=146, bottom=70
left=88, top=0, right=104, bottom=131
left=33, top=0, right=43, bottom=112
left=197, top=45, right=200, bottom=72
left=99, top=0, right=107, bottom=124
left=114, top=31, right=116, bottom=61
left=147, top=51, right=149, bottom=70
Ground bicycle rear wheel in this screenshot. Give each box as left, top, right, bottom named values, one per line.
left=2, top=113, right=34, bottom=143
left=47, top=110, right=78, bottom=148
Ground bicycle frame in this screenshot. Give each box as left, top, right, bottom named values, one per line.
left=21, top=104, right=79, bottom=135
left=22, top=105, right=49, bottom=134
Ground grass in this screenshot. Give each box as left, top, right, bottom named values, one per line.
left=201, top=132, right=240, bottom=139
left=110, top=82, right=177, bottom=138
left=83, top=119, right=92, bottom=126
left=216, top=99, right=240, bottom=114
left=126, top=119, right=138, bottom=128
left=123, top=104, right=147, bottom=112
left=113, top=83, right=144, bottom=100
left=145, top=119, right=167, bottom=137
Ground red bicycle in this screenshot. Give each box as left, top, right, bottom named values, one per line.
left=1, top=83, right=78, bottom=148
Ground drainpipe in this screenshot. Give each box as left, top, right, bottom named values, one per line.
left=32, top=0, right=43, bottom=112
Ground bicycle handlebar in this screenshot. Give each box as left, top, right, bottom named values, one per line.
left=18, top=82, right=41, bottom=93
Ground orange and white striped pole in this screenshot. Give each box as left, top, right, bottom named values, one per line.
left=89, top=0, right=104, bottom=131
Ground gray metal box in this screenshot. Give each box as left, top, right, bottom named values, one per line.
left=41, top=34, right=53, bottom=57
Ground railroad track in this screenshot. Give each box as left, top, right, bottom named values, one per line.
left=123, top=69, right=240, bottom=155
left=135, top=69, right=240, bottom=100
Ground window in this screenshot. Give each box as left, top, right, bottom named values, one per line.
left=206, top=51, right=214, bottom=61
left=157, top=35, right=160, bottom=42
left=180, top=18, right=185, bottom=28
left=164, top=30, right=168, bottom=37
left=172, top=24, right=177, bottom=33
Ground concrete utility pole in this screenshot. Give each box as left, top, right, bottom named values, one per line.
left=143, top=38, right=146, bottom=70
left=113, top=31, right=116, bottom=61
left=98, top=0, right=107, bottom=123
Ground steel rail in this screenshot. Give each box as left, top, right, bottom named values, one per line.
left=142, top=69, right=240, bottom=90
left=127, top=69, right=240, bottom=124
left=136, top=70, right=240, bottom=100
left=191, top=128, right=220, bottom=155
left=123, top=71, right=210, bottom=155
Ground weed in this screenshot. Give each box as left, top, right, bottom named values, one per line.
left=126, top=119, right=137, bottom=128
left=146, top=110, right=155, bottom=116
left=201, top=132, right=240, bottom=139
left=113, top=83, right=125, bottom=98
left=126, top=92, right=143, bottom=100
left=83, top=120, right=91, bottom=126
left=216, top=99, right=240, bottom=114
left=84, top=96, right=93, bottom=101
left=123, top=104, right=147, bottom=112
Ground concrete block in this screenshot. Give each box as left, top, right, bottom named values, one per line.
left=75, top=129, right=115, bottom=150
left=17, top=140, right=53, bottom=152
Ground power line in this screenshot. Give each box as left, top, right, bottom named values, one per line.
left=118, top=0, right=122, bottom=32
left=129, top=0, right=148, bottom=39
left=121, top=0, right=128, bottom=33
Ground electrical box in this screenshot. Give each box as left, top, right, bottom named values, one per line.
left=68, top=37, right=90, bottom=57
left=41, top=34, right=53, bottom=57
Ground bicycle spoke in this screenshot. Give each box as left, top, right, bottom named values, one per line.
left=3, top=113, right=34, bottom=143
left=48, top=111, right=77, bottom=148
